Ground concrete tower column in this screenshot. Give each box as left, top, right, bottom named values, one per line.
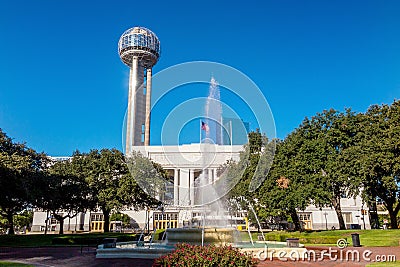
left=125, top=56, right=145, bottom=153
left=189, top=169, right=195, bottom=205
left=144, top=68, right=152, bottom=146
left=174, top=169, right=179, bottom=206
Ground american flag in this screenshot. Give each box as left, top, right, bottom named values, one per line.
left=201, top=121, right=209, bottom=132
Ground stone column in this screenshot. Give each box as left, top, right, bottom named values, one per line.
left=190, top=169, right=195, bottom=205
left=179, top=169, right=190, bottom=206
left=208, top=168, right=213, bottom=184
left=174, top=169, right=179, bottom=206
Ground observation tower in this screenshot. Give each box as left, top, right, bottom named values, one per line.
left=118, top=26, right=160, bottom=152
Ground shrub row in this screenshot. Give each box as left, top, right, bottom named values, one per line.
left=153, top=243, right=258, bottom=267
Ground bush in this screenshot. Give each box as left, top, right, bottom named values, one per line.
left=153, top=243, right=257, bottom=267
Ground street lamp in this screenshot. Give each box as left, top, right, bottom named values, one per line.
left=323, top=212, right=328, bottom=230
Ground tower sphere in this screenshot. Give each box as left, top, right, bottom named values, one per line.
left=118, top=26, right=161, bottom=68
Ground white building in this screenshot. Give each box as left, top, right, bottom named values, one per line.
left=298, top=196, right=370, bottom=230
left=31, top=145, right=370, bottom=232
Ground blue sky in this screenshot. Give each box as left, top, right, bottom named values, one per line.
left=0, top=0, right=399, bottom=156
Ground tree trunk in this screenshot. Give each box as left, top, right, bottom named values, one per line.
left=368, top=201, right=380, bottom=229
left=332, top=196, right=346, bottom=230
left=289, top=209, right=302, bottom=231
left=44, top=210, right=49, bottom=235
left=6, top=212, right=14, bottom=235
left=389, top=211, right=398, bottom=229
left=386, top=204, right=399, bottom=229
left=103, top=209, right=110, bottom=232
left=54, top=214, right=65, bottom=234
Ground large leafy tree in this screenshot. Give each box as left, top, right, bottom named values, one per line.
left=0, top=129, right=47, bottom=234
left=38, top=160, right=93, bottom=234
left=257, top=137, right=314, bottom=231
left=227, top=130, right=271, bottom=199
left=269, top=109, right=362, bottom=230
left=74, top=149, right=159, bottom=232
left=225, top=130, right=276, bottom=228
left=358, top=100, right=400, bottom=229
left=124, top=151, right=164, bottom=207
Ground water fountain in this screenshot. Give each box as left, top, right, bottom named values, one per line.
left=97, top=78, right=304, bottom=259
left=163, top=77, right=237, bottom=247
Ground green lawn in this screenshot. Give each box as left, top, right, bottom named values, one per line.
left=243, top=229, right=400, bottom=247
left=366, top=262, right=400, bottom=266
left=0, top=262, right=34, bottom=267
left=1, top=229, right=399, bottom=247
left=0, top=232, right=138, bottom=247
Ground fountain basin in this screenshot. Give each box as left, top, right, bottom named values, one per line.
left=96, top=242, right=175, bottom=259
left=165, top=227, right=237, bottom=245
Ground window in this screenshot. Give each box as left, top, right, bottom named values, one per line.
left=50, top=214, right=63, bottom=224
left=153, top=212, right=179, bottom=229
left=298, top=214, right=311, bottom=221
left=343, top=213, right=353, bottom=224
left=91, top=214, right=104, bottom=222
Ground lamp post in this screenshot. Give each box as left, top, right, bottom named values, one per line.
left=323, top=212, right=328, bottom=230
left=147, top=208, right=151, bottom=235
left=361, top=207, right=366, bottom=230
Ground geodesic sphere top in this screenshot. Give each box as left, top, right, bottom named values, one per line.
left=118, top=26, right=161, bottom=68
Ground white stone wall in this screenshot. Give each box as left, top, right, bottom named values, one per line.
left=302, top=195, right=370, bottom=230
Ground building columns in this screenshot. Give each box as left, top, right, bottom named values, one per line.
left=190, top=169, right=195, bottom=205
left=208, top=168, right=213, bottom=184
left=174, top=169, right=179, bottom=206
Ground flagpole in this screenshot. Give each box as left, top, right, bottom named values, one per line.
left=230, top=120, right=233, bottom=145
left=199, top=119, right=202, bottom=144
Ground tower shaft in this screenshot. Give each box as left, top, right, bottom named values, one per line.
left=126, top=57, right=146, bottom=153
left=144, top=68, right=152, bottom=146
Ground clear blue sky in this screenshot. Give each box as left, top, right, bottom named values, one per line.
left=0, top=0, right=399, bottom=156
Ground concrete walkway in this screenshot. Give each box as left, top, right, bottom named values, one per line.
left=0, top=246, right=399, bottom=267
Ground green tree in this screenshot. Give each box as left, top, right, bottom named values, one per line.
left=0, top=129, right=47, bottom=234
left=74, top=149, right=159, bottom=232
left=110, top=212, right=131, bottom=228
left=124, top=150, right=165, bottom=207
left=257, top=138, right=313, bottom=231
left=13, top=210, right=33, bottom=232
left=228, top=129, right=272, bottom=199
left=289, top=109, right=362, bottom=230
left=38, top=159, right=93, bottom=234
left=262, top=110, right=362, bottom=230
left=225, top=130, right=276, bottom=229
left=358, top=101, right=400, bottom=229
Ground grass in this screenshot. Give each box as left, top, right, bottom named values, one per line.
left=1, top=229, right=399, bottom=247
left=242, top=229, right=400, bottom=247
left=0, top=262, right=34, bottom=267
left=366, top=262, right=400, bottom=266
left=0, top=232, right=138, bottom=247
